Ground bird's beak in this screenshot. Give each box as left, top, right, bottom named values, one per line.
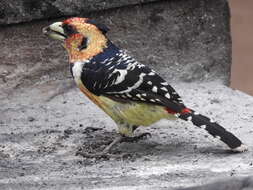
left=42, top=22, right=67, bottom=41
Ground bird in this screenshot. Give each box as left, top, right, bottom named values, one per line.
left=43, top=17, right=247, bottom=157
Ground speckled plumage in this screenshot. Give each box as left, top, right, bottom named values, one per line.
left=71, top=41, right=180, bottom=136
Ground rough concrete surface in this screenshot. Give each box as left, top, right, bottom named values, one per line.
left=0, top=0, right=159, bottom=25
left=0, top=81, right=253, bottom=190
left=178, top=177, right=253, bottom=190
left=0, top=0, right=231, bottom=99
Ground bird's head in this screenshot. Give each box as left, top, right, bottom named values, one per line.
left=43, top=17, right=110, bottom=62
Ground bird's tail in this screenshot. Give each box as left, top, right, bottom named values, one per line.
left=178, top=108, right=247, bottom=152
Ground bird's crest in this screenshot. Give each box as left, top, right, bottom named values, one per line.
left=63, top=17, right=109, bottom=34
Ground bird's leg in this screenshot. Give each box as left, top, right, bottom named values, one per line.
left=102, top=136, right=124, bottom=153
left=102, top=132, right=151, bottom=152
left=76, top=136, right=125, bottom=158
left=119, top=125, right=151, bottom=143
left=76, top=131, right=151, bottom=158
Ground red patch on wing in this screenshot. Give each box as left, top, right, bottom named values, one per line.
left=165, top=108, right=177, bottom=114
left=165, top=107, right=192, bottom=115
left=181, top=108, right=192, bottom=114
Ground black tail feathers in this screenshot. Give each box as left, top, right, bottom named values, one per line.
left=178, top=108, right=247, bottom=152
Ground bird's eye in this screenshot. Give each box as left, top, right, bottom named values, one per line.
left=78, top=37, right=88, bottom=51
left=63, top=24, right=78, bottom=36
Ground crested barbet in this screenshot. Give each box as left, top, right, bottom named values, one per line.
left=43, top=17, right=247, bottom=156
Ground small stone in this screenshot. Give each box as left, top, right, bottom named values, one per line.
left=28, top=116, right=35, bottom=122
left=64, top=129, right=73, bottom=135
left=2, top=70, right=9, bottom=75
left=210, top=98, right=220, bottom=104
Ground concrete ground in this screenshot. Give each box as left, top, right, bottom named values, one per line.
left=0, top=80, right=252, bottom=190
left=1, top=1, right=250, bottom=189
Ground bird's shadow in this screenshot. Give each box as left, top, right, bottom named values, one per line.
left=76, top=128, right=235, bottom=161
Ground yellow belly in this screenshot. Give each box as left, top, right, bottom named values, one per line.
left=76, top=81, right=175, bottom=135
left=98, top=96, right=175, bottom=126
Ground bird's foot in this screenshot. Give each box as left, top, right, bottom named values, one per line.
left=76, top=133, right=151, bottom=158
left=76, top=136, right=124, bottom=158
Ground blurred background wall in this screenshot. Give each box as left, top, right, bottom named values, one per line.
left=230, top=0, right=253, bottom=95
left=1, top=0, right=252, bottom=96
left=0, top=0, right=233, bottom=99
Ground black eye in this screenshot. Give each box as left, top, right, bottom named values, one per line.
left=78, top=37, right=88, bottom=51
left=63, top=24, right=78, bottom=36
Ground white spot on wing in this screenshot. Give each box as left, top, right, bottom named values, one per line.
left=107, top=73, right=146, bottom=94
left=175, top=113, right=180, bottom=117
left=136, top=94, right=141, bottom=98
left=109, top=66, right=114, bottom=70
left=113, top=69, right=128, bottom=85
left=137, top=64, right=145, bottom=68
left=147, top=81, right=152, bottom=85
left=165, top=93, right=170, bottom=99
left=187, top=116, right=192, bottom=122
left=148, top=72, right=155, bottom=76
left=160, top=87, right=168, bottom=92
left=93, top=81, right=97, bottom=88
left=152, top=86, right=158, bottom=93
left=200, top=125, right=206, bottom=129
left=161, top=82, right=168, bottom=85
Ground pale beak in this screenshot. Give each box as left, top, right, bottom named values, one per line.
left=42, top=22, right=66, bottom=41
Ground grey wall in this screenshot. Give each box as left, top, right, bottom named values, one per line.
left=0, top=0, right=159, bottom=25
left=0, top=0, right=231, bottom=98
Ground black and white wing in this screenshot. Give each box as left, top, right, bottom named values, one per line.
left=80, top=51, right=185, bottom=112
